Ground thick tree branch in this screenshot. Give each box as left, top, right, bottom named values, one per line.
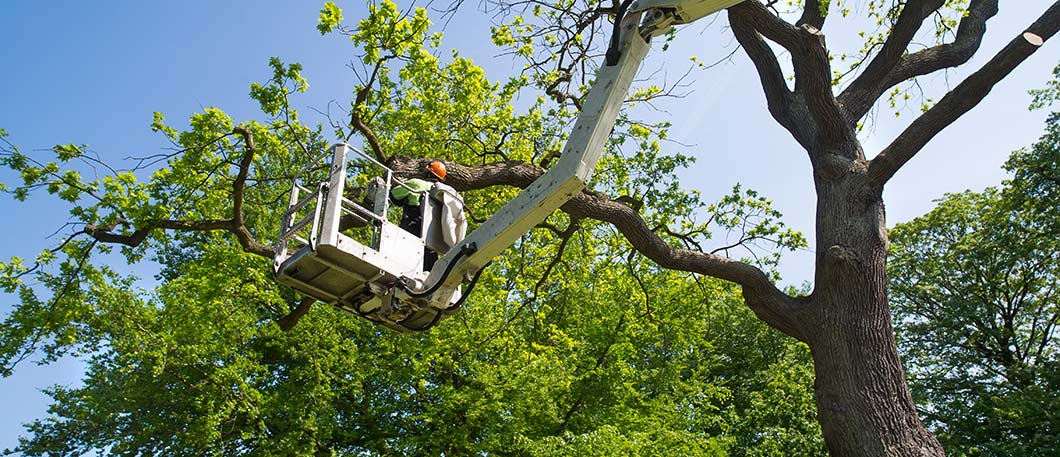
left=839, top=0, right=999, bottom=122
left=839, top=0, right=946, bottom=121
left=885, top=0, right=999, bottom=88
left=387, top=156, right=809, bottom=340
left=797, top=0, right=826, bottom=30
left=730, top=1, right=803, bottom=49
left=730, top=1, right=853, bottom=153
left=277, top=297, right=316, bottom=331
left=562, top=191, right=807, bottom=340
left=869, top=2, right=1060, bottom=186
left=729, top=7, right=802, bottom=143
left=82, top=218, right=273, bottom=258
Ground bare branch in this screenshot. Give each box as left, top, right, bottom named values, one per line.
left=529, top=220, right=579, bottom=304
left=349, top=57, right=396, bottom=163
left=232, top=126, right=256, bottom=227
left=624, top=251, right=656, bottom=321
left=127, top=132, right=236, bottom=170
left=8, top=230, right=86, bottom=281
left=869, top=2, right=1060, bottom=186
left=886, top=0, right=999, bottom=89
left=476, top=219, right=579, bottom=346
left=839, top=0, right=999, bottom=123
left=652, top=224, right=704, bottom=252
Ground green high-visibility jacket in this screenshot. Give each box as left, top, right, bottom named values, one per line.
left=391, top=178, right=433, bottom=206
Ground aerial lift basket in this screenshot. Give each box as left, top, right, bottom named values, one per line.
left=273, top=144, right=451, bottom=331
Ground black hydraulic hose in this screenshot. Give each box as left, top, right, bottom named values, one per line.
left=397, top=242, right=478, bottom=298
left=447, top=259, right=492, bottom=311
left=400, top=308, right=444, bottom=332
left=398, top=259, right=492, bottom=332
left=605, top=0, right=637, bottom=66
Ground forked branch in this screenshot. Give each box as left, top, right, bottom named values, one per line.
left=839, top=0, right=1000, bottom=123
left=729, top=7, right=800, bottom=143
left=730, top=1, right=852, bottom=152
left=869, top=2, right=1060, bottom=186
left=838, top=0, right=948, bottom=122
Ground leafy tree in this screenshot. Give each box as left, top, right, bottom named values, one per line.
left=889, top=109, right=1060, bottom=456
left=2, top=0, right=1060, bottom=455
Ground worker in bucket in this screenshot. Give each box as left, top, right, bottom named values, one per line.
left=390, top=160, right=466, bottom=270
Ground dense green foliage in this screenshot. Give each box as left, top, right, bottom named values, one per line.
left=8, top=245, right=824, bottom=455
left=888, top=112, right=1060, bottom=456
left=0, top=1, right=821, bottom=455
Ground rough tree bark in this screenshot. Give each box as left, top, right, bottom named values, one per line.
left=808, top=171, right=936, bottom=456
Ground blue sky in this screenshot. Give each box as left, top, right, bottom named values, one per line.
left=2, top=0, right=1057, bottom=451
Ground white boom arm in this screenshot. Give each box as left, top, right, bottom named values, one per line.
left=408, top=0, right=745, bottom=310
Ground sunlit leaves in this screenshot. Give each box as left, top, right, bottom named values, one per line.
left=349, top=0, right=430, bottom=65
left=491, top=23, right=518, bottom=47
left=0, top=256, right=28, bottom=293
left=150, top=111, right=179, bottom=140
left=249, top=58, right=308, bottom=116
left=0, top=54, right=323, bottom=386
left=52, top=144, right=83, bottom=162
left=317, top=1, right=343, bottom=35
left=2, top=140, right=95, bottom=210
left=1030, top=62, right=1060, bottom=110
left=0, top=239, right=123, bottom=378
left=1005, top=113, right=1060, bottom=221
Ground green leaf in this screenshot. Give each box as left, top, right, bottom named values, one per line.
left=317, top=1, right=343, bottom=35
left=52, top=144, right=83, bottom=161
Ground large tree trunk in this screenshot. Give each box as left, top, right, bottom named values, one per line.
left=807, top=171, right=944, bottom=456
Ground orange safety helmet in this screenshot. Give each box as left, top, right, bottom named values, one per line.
left=427, top=160, right=447, bottom=180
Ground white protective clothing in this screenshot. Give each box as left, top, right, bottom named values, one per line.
left=429, top=182, right=467, bottom=249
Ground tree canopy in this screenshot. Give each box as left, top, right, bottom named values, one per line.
left=889, top=95, right=1060, bottom=456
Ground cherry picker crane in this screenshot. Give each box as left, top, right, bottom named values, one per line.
left=273, top=0, right=745, bottom=332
